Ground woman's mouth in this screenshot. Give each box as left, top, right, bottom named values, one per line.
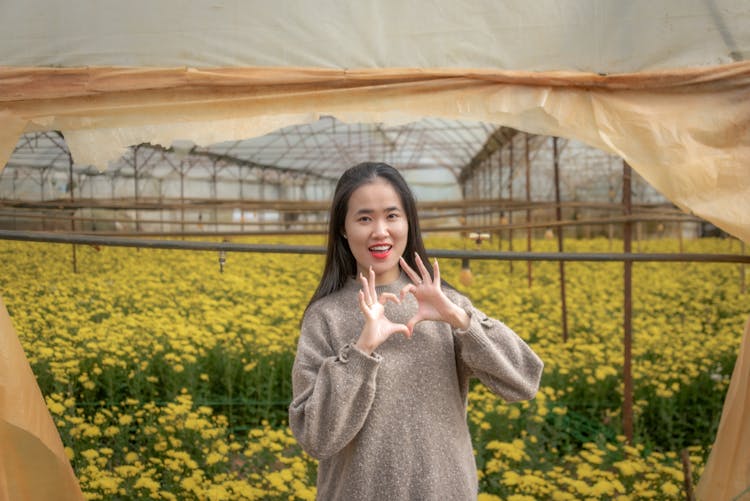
left=369, top=244, right=392, bottom=259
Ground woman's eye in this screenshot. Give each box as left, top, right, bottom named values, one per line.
left=388, top=213, right=400, bottom=219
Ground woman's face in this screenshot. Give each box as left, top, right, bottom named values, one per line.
left=343, top=177, right=408, bottom=285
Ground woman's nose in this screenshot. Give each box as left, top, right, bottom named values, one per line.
left=372, top=218, right=388, bottom=236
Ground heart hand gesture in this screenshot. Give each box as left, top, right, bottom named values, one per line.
left=399, top=254, right=470, bottom=335
left=354, top=266, right=410, bottom=355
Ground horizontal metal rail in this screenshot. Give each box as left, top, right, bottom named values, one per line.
left=0, top=197, right=680, bottom=212
left=1, top=229, right=748, bottom=263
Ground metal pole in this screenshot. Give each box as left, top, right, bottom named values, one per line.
left=491, top=160, right=496, bottom=232
left=212, top=160, right=218, bottom=233
left=159, top=179, right=164, bottom=234
left=509, top=139, right=514, bottom=274
left=498, top=145, right=503, bottom=250
left=261, top=169, right=266, bottom=231
left=40, top=168, right=46, bottom=231
left=110, top=171, right=116, bottom=233
left=623, top=160, right=634, bottom=443
left=133, top=145, right=140, bottom=233
left=461, top=177, right=468, bottom=240
left=3, top=229, right=750, bottom=263
left=482, top=160, right=489, bottom=228
left=89, top=171, right=95, bottom=231
left=472, top=166, right=479, bottom=231
left=553, top=137, right=569, bottom=342
left=525, top=134, right=532, bottom=287
left=61, top=132, right=78, bottom=273
left=239, top=175, right=245, bottom=233
left=180, top=165, right=185, bottom=236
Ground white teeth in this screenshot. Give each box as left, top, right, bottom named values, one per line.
left=370, top=245, right=391, bottom=252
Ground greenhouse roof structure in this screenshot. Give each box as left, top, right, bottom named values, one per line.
left=5, top=117, right=654, bottom=208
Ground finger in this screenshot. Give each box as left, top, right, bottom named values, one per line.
left=415, top=253, right=432, bottom=285
left=359, top=272, right=372, bottom=305
left=399, top=256, right=421, bottom=285
left=406, top=314, right=422, bottom=336
left=358, top=289, right=368, bottom=312
left=379, top=292, right=401, bottom=305
left=390, top=323, right=412, bottom=339
left=368, top=266, right=377, bottom=298
left=433, top=258, right=441, bottom=285
left=400, top=283, right=417, bottom=300
left=359, top=273, right=370, bottom=304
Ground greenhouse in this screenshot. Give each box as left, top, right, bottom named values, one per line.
left=1, top=1, right=749, bottom=500
left=1, top=124, right=681, bottom=238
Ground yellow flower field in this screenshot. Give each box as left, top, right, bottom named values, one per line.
left=0, top=236, right=746, bottom=499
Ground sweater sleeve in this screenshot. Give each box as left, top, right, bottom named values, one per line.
left=288, top=305, right=381, bottom=459
left=451, top=293, right=543, bottom=403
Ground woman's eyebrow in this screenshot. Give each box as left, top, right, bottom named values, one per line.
left=353, top=206, right=400, bottom=215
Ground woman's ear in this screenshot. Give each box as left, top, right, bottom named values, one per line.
left=341, top=231, right=347, bottom=240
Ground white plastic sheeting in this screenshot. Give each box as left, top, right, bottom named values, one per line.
left=0, top=0, right=748, bottom=71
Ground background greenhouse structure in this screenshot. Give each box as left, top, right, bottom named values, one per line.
left=0, top=120, right=699, bottom=241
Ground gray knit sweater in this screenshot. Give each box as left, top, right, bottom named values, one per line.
left=289, top=273, right=543, bottom=500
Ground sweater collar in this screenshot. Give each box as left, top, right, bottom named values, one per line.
left=345, top=271, right=411, bottom=294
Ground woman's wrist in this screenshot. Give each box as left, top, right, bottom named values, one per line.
left=447, top=304, right=471, bottom=331
left=354, top=337, right=376, bottom=356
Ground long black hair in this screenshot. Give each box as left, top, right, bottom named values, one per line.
left=305, top=162, right=432, bottom=312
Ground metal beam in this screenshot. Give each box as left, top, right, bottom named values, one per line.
left=458, top=126, right=519, bottom=185
left=1, top=230, right=749, bottom=263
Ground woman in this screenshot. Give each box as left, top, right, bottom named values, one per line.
left=289, top=162, right=543, bottom=500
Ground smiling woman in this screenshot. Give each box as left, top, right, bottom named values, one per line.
left=288, top=162, right=543, bottom=500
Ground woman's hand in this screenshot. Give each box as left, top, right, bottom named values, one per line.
left=399, top=254, right=470, bottom=335
left=354, top=266, right=410, bottom=355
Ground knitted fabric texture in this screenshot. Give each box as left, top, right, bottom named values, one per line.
left=289, top=273, right=543, bottom=500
